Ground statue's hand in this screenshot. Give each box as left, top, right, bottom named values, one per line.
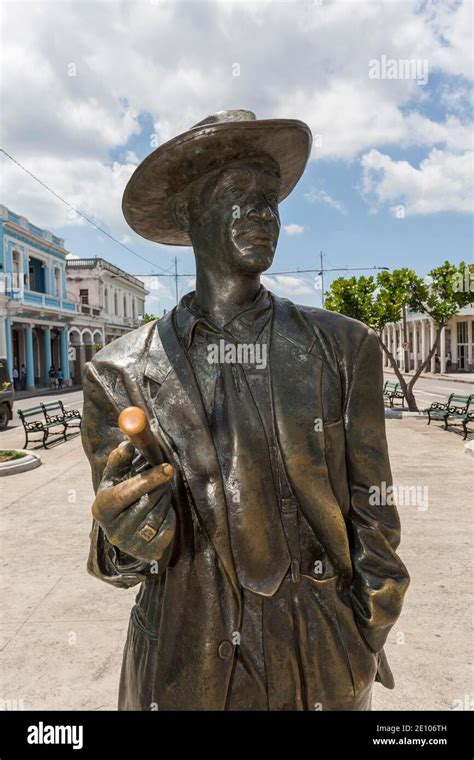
left=92, top=440, right=176, bottom=564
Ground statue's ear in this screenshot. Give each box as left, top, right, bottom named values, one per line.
left=171, top=193, right=190, bottom=232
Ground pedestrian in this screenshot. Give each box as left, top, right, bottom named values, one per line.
left=48, top=365, right=57, bottom=389
left=56, top=367, right=64, bottom=390
left=435, top=354, right=440, bottom=373
left=12, top=366, right=19, bottom=391
left=20, top=364, right=27, bottom=390
left=446, top=351, right=452, bottom=371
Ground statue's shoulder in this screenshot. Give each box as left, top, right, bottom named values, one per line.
left=91, top=320, right=159, bottom=371
left=297, top=303, right=370, bottom=343
left=272, top=293, right=370, bottom=350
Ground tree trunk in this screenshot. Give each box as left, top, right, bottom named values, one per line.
left=376, top=334, right=418, bottom=411
left=376, top=324, right=445, bottom=413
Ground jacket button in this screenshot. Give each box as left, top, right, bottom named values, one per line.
left=218, top=640, right=234, bottom=660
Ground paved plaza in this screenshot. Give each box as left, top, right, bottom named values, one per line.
left=0, top=392, right=472, bottom=711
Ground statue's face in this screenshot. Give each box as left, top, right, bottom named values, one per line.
left=188, top=157, right=281, bottom=274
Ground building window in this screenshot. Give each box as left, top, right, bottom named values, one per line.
left=132, top=298, right=135, bottom=319
left=104, top=287, right=109, bottom=312
left=80, top=288, right=89, bottom=305
left=54, top=268, right=61, bottom=297
left=28, top=257, right=46, bottom=293
left=123, top=295, right=127, bottom=317
left=12, top=250, right=20, bottom=275
left=11, top=250, right=21, bottom=292
left=114, top=291, right=118, bottom=315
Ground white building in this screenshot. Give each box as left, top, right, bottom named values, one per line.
left=66, top=258, right=148, bottom=379
left=381, top=306, right=474, bottom=374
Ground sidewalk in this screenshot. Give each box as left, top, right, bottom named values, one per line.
left=0, top=416, right=472, bottom=710
left=384, top=367, right=474, bottom=385
left=12, top=385, right=82, bottom=401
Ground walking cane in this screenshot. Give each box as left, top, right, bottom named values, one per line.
left=118, top=406, right=165, bottom=467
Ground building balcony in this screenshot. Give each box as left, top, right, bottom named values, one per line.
left=106, top=314, right=141, bottom=328
left=78, top=303, right=101, bottom=317
left=6, top=288, right=78, bottom=313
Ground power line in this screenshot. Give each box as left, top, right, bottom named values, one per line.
left=0, top=147, right=173, bottom=275
left=131, top=262, right=390, bottom=306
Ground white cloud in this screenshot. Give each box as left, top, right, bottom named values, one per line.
left=261, top=274, right=314, bottom=297
left=283, top=223, right=305, bottom=236
left=0, top=0, right=472, bottom=236
left=360, top=148, right=474, bottom=216
left=304, top=188, right=347, bottom=214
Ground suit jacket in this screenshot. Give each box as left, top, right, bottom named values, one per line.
left=81, top=292, right=410, bottom=709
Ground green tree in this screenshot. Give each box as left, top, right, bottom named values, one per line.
left=325, top=263, right=473, bottom=411
left=142, top=313, right=160, bottom=324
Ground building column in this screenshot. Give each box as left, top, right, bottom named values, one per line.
left=430, top=320, right=436, bottom=373
left=413, top=322, right=418, bottom=370
left=78, top=344, right=86, bottom=381
left=25, top=325, right=35, bottom=389
left=4, top=316, right=13, bottom=379
left=450, top=318, right=458, bottom=370
left=60, top=328, right=71, bottom=383
left=43, top=326, right=52, bottom=385
left=467, top=318, right=473, bottom=371
left=440, top=326, right=446, bottom=373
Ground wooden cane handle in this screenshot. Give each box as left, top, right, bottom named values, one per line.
left=118, top=406, right=164, bottom=466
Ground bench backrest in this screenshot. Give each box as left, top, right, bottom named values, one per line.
left=18, top=406, right=44, bottom=420
left=447, top=393, right=472, bottom=408
left=41, top=401, right=65, bottom=414
left=385, top=382, right=399, bottom=390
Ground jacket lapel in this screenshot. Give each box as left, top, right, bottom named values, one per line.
left=270, top=295, right=353, bottom=584
left=143, top=312, right=240, bottom=598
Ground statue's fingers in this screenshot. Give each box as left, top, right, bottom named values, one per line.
left=118, top=502, right=177, bottom=560
left=100, top=440, right=136, bottom=486
left=92, top=463, right=174, bottom=521
left=115, top=490, right=173, bottom=543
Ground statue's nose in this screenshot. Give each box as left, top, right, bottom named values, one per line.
left=248, top=203, right=273, bottom=222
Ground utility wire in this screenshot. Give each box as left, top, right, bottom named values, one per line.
left=0, top=147, right=173, bottom=275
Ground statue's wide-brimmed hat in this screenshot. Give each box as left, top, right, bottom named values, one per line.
left=122, top=110, right=312, bottom=246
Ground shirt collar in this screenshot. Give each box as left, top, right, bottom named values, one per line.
left=175, top=285, right=272, bottom=349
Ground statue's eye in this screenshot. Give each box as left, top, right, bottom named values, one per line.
left=229, top=186, right=244, bottom=198
left=266, top=192, right=278, bottom=205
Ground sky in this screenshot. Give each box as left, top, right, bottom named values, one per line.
left=1, top=0, right=472, bottom=315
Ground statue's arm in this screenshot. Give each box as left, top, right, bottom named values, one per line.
left=344, top=328, right=410, bottom=652
left=81, top=362, right=156, bottom=588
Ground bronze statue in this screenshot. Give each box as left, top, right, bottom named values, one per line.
left=82, top=110, right=409, bottom=711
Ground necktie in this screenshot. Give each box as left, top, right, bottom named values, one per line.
left=210, top=342, right=291, bottom=596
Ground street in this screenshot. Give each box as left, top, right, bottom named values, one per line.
left=383, top=374, right=474, bottom=408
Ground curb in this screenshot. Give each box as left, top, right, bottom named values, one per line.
left=0, top=449, right=42, bottom=476
left=383, top=369, right=473, bottom=385
left=385, top=410, right=428, bottom=419
left=12, top=385, right=82, bottom=401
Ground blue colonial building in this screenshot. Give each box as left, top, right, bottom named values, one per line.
left=0, top=205, right=77, bottom=389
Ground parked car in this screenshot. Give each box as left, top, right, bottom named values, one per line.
left=0, top=358, right=14, bottom=430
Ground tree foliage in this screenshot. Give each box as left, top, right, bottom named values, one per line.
left=325, top=262, right=473, bottom=410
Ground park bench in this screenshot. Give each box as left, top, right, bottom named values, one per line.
left=426, top=393, right=474, bottom=440
left=383, top=380, right=405, bottom=407
left=41, top=400, right=82, bottom=433
left=18, top=400, right=82, bottom=449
